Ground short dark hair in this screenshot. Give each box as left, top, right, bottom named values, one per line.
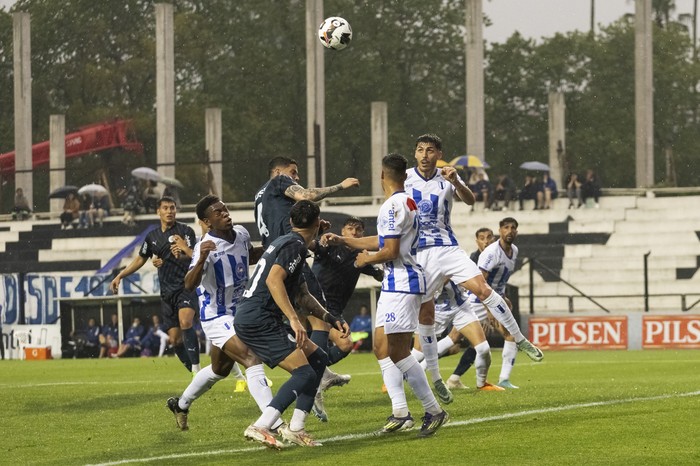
left=499, top=217, right=518, bottom=228
left=343, top=216, right=365, bottom=230
left=157, top=196, right=176, bottom=209
left=415, top=133, right=442, bottom=151
left=382, top=153, right=408, bottom=181
left=268, top=156, right=298, bottom=176
left=195, top=194, right=220, bottom=220
left=475, top=227, right=493, bottom=237
left=290, top=200, right=320, bottom=229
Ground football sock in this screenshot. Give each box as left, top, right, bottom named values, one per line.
left=481, top=291, right=525, bottom=342
left=473, top=341, right=491, bottom=388
left=245, top=364, right=273, bottom=413
left=500, top=340, right=518, bottom=382
left=411, top=348, right=425, bottom=363
left=453, top=347, right=477, bottom=377
left=254, top=406, right=282, bottom=430
left=418, top=323, right=442, bottom=383
left=328, top=346, right=351, bottom=365
left=297, top=349, right=329, bottom=413
left=378, top=357, right=409, bottom=418
left=179, top=365, right=223, bottom=410
left=268, top=365, right=316, bottom=414
left=173, top=344, right=192, bottom=372
left=289, top=408, right=309, bottom=432
left=155, top=329, right=169, bottom=357
left=437, top=335, right=456, bottom=356
left=310, top=330, right=330, bottom=354
left=231, top=362, right=245, bottom=380
left=182, top=327, right=201, bottom=367
left=395, top=355, right=441, bottom=415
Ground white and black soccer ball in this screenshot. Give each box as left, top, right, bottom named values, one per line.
left=318, top=16, right=352, bottom=50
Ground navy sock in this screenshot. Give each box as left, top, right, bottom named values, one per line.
left=173, top=344, right=192, bottom=372
left=182, top=327, right=200, bottom=366
left=310, top=330, right=329, bottom=354
left=454, top=347, right=477, bottom=377
left=328, top=345, right=350, bottom=365
left=269, top=365, right=316, bottom=413
left=296, top=348, right=329, bottom=412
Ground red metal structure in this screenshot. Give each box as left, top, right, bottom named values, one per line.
left=0, top=119, right=143, bottom=175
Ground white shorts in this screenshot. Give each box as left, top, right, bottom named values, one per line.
left=375, top=292, right=422, bottom=335
left=467, top=293, right=489, bottom=323
left=417, top=246, right=482, bottom=303
left=201, top=314, right=236, bottom=349
left=434, top=301, right=480, bottom=335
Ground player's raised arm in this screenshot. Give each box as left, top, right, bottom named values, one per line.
left=321, top=232, right=379, bottom=251
left=184, top=240, right=216, bottom=291
left=441, top=166, right=475, bottom=206
left=284, top=177, right=359, bottom=202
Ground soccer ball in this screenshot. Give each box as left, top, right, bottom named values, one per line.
left=318, top=16, right=352, bottom=50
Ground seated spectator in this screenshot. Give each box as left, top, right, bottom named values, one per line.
left=12, top=187, right=31, bottom=221
left=493, top=174, right=517, bottom=211
left=121, top=181, right=142, bottom=227
left=139, top=315, right=170, bottom=357
left=581, top=168, right=601, bottom=208
left=99, top=313, right=120, bottom=358
left=473, top=172, right=494, bottom=210
left=350, top=305, right=372, bottom=352
left=142, top=181, right=161, bottom=213
left=566, top=172, right=583, bottom=209
left=541, top=172, right=558, bottom=209
left=518, top=175, right=543, bottom=210
left=60, top=193, right=80, bottom=229
left=92, top=192, right=111, bottom=227
left=71, top=317, right=101, bottom=358
left=78, top=193, right=94, bottom=229
left=113, top=317, right=145, bottom=358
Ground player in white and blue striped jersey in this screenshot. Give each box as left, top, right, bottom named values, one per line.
left=405, top=134, right=542, bottom=403
left=166, top=195, right=278, bottom=432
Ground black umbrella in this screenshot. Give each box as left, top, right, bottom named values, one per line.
left=48, top=185, right=79, bottom=199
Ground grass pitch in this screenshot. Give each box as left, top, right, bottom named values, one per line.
left=3, top=349, right=699, bottom=465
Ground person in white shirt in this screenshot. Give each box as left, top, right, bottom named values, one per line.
left=324, top=153, right=448, bottom=437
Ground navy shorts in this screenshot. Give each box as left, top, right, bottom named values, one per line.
left=234, top=318, right=297, bottom=368
left=160, top=288, right=198, bottom=331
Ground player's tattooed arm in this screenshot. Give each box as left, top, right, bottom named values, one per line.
left=284, top=177, right=359, bottom=202
left=296, top=283, right=349, bottom=337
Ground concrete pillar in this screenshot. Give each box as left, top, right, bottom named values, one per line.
left=13, top=12, right=33, bottom=209
left=305, top=0, right=325, bottom=188
left=49, top=115, right=66, bottom=213
left=371, top=102, right=388, bottom=202
left=155, top=3, right=175, bottom=179
left=465, top=0, right=485, bottom=161
left=205, top=108, right=222, bottom=197
left=635, top=0, right=654, bottom=188
left=548, top=92, right=566, bottom=188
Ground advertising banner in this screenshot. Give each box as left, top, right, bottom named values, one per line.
left=642, top=315, right=700, bottom=349
left=529, top=316, right=628, bottom=350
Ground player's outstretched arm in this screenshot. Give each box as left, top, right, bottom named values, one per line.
left=355, top=237, right=400, bottom=268
left=321, top=233, right=379, bottom=251
left=110, top=255, right=148, bottom=294
left=284, top=177, right=359, bottom=202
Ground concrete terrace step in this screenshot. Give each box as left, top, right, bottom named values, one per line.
left=606, top=230, right=700, bottom=247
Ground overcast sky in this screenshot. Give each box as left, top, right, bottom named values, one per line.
left=1, top=0, right=698, bottom=44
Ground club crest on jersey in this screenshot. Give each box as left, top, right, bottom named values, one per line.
left=236, top=262, right=247, bottom=280
left=417, top=199, right=432, bottom=215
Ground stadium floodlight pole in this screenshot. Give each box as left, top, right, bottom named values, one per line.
left=635, top=0, right=654, bottom=188
left=305, top=0, right=325, bottom=189
left=49, top=115, right=66, bottom=214
left=13, top=12, right=33, bottom=211
left=464, top=0, right=485, bottom=163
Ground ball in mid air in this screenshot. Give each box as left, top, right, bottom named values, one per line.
left=318, top=16, right=352, bottom=50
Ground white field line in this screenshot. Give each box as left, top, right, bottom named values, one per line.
left=85, top=389, right=700, bottom=466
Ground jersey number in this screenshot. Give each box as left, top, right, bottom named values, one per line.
left=256, top=203, right=269, bottom=239
left=242, top=259, right=266, bottom=298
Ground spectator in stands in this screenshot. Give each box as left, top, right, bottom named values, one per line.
left=582, top=169, right=601, bottom=208
left=72, top=317, right=101, bottom=358
left=541, top=172, right=558, bottom=209
left=140, top=315, right=170, bottom=357
left=78, top=193, right=94, bottom=229
left=92, top=192, right=111, bottom=227
left=12, top=187, right=31, bottom=221
left=473, top=172, right=494, bottom=210
left=60, top=192, right=80, bottom=229
left=566, top=172, right=583, bottom=209
left=113, top=317, right=145, bottom=358
left=518, top=175, right=543, bottom=210
left=142, top=181, right=161, bottom=213
left=350, top=305, right=372, bottom=353
left=99, top=313, right=120, bottom=358
left=493, top=174, right=517, bottom=211
left=121, top=180, right=142, bottom=227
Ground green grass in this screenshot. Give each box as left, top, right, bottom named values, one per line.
left=3, top=350, right=700, bottom=465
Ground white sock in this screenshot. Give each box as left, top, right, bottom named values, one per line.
left=473, top=341, right=491, bottom=388
left=448, top=373, right=461, bottom=382
left=179, top=365, right=224, bottom=410
left=231, top=362, right=245, bottom=380
left=254, top=406, right=281, bottom=430
left=500, top=341, right=518, bottom=382
left=191, top=363, right=201, bottom=373
left=395, top=355, right=441, bottom=415
left=410, top=348, right=425, bottom=363
left=378, top=357, right=409, bottom=418
left=437, top=336, right=455, bottom=356
left=289, top=408, right=308, bottom=432
left=245, top=364, right=273, bottom=413
left=418, top=323, right=441, bottom=383
left=155, top=329, right=169, bottom=357
left=481, top=291, right=524, bottom=342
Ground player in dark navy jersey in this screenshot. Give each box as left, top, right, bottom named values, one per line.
left=236, top=200, right=350, bottom=448
left=111, top=196, right=201, bottom=373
